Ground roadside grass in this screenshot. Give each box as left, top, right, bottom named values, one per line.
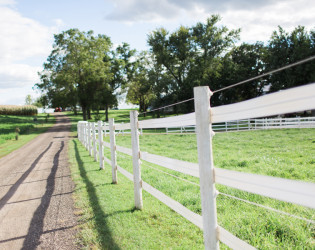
left=68, top=111, right=315, bottom=249
left=69, top=138, right=204, bottom=249
left=0, top=113, right=55, bottom=158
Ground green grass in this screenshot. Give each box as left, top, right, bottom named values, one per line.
left=0, top=113, right=55, bottom=158
left=68, top=110, right=315, bottom=249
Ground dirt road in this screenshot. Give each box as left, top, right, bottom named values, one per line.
left=0, top=114, right=77, bottom=249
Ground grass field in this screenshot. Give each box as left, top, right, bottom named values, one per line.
left=68, top=110, right=315, bottom=249
left=0, top=113, right=55, bottom=158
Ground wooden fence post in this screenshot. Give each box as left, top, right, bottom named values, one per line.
left=98, top=121, right=104, bottom=169
left=194, top=86, right=219, bottom=250
left=109, top=118, right=118, bottom=184
left=130, top=111, right=143, bottom=209
left=92, top=122, right=98, bottom=161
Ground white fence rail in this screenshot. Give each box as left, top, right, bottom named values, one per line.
left=77, top=83, right=315, bottom=250
left=160, top=116, right=315, bottom=134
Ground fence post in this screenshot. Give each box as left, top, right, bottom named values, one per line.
left=109, top=118, right=118, bottom=184
left=130, top=111, right=143, bottom=210
left=166, top=127, right=168, bottom=134
left=98, top=121, right=104, bottom=169
left=87, top=122, right=92, bottom=156
left=77, top=123, right=80, bottom=141
left=92, top=122, right=97, bottom=161
left=194, top=86, right=219, bottom=250
left=248, top=119, right=250, bottom=130
left=83, top=123, right=87, bottom=149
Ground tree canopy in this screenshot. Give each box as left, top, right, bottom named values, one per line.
left=36, top=16, right=315, bottom=119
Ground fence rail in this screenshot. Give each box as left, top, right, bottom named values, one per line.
left=77, top=83, right=315, bottom=250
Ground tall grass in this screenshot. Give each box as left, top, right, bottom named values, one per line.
left=0, top=105, right=38, bottom=116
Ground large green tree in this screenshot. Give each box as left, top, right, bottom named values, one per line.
left=126, top=52, right=154, bottom=115
left=148, top=15, right=240, bottom=112
left=212, top=42, right=267, bottom=106
left=36, top=29, right=112, bottom=120
left=266, top=26, right=315, bottom=92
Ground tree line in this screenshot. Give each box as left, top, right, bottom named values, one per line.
left=35, top=15, right=315, bottom=120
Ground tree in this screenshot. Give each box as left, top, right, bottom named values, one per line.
left=25, top=95, right=33, bottom=105
left=266, top=26, right=315, bottom=92
left=212, top=42, right=267, bottom=106
left=36, top=29, right=112, bottom=120
left=147, top=15, right=240, bottom=112
left=126, top=52, right=154, bottom=114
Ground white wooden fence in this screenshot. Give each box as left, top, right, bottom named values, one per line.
left=77, top=83, right=315, bottom=250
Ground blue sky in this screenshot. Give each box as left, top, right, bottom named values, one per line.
left=0, top=0, right=314, bottom=107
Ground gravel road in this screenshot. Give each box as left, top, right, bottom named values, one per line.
left=0, top=114, right=78, bottom=249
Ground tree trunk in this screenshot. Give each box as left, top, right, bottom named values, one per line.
left=73, top=105, right=77, bottom=116
left=87, top=109, right=91, bottom=120
left=82, top=106, right=87, bottom=121
left=105, top=103, right=109, bottom=122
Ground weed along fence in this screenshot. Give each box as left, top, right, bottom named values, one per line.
left=77, top=83, right=315, bottom=249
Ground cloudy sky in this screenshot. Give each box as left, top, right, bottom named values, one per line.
left=0, top=0, right=314, bottom=107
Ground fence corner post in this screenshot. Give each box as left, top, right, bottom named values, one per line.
left=98, top=120, right=104, bottom=170
left=194, top=86, right=219, bottom=250
left=109, top=118, right=118, bottom=184
left=130, top=110, right=143, bottom=210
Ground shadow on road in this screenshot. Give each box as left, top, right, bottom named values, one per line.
left=22, top=141, right=64, bottom=249
left=0, top=142, right=53, bottom=210
left=73, top=140, right=122, bottom=250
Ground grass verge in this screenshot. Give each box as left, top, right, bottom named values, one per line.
left=0, top=113, right=55, bottom=158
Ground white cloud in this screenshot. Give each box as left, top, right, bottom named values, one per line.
left=0, top=0, right=15, bottom=6
left=0, top=5, right=53, bottom=63
left=0, top=1, right=61, bottom=104
left=106, top=0, right=315, bottom=44
left=0, top=64, right=41, bottom=89
left=219, top=0, right=315, bottom=43
left=106, top=0, right=180, bottom=22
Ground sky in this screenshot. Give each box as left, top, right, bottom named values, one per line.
left=0, top=0, right=314, bottom=108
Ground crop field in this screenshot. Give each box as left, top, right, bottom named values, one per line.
left=0, top=114, right=55, bottom=158
left=69, top=122, right=315, bottom=249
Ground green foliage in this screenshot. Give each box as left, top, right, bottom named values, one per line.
left=266, top=26, right=315, bottom=92
left=36, top=29, right=135, bottom=121
left=147, top=15, right=240, bottom=111
left=37, top=29, right=113, bottom=120
left=25, top=94, right=33, bottom=105
left=0, top=105, right=38, bottom=116
left=126, top=52, right=155, bottom=113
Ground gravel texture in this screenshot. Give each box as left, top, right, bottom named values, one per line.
left=0, top=114, right=78, bottom=249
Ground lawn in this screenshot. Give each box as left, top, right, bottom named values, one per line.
left=0, top=113, right=55, bottom=158
left=69, top=111, right=315, bottom=249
